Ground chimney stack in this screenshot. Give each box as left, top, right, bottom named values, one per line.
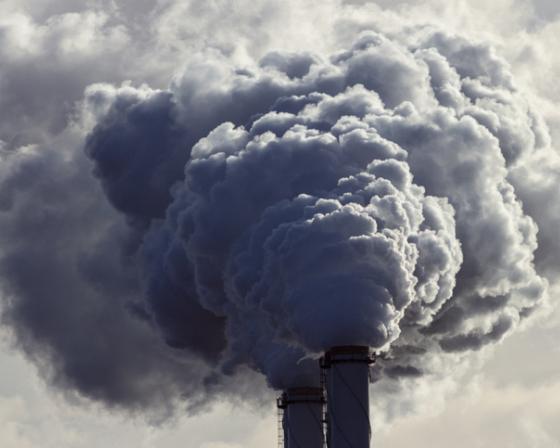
left=321, top=346, right=375, bottom=448
left=277, top=387, right=325, bottom=448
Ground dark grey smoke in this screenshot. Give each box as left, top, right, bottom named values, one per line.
left=0, top=131, right=267, bottom=416
left=1, top=26, right=558, bottom=415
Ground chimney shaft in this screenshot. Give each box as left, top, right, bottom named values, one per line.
left=322, top=346, right=374, bottom=448
left=278, top=387, right=324, bottom=448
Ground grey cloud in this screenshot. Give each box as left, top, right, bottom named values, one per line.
left=1, top=5, right=558, bottom=421
left=0, top=9, right=132, bottom=149
left=84, top=28, right=550, bottom=392
left=0, top=132, right=266, bottom=415
left=260, top=51, right=318, bottom=79
left=85, top=89, right=189, bottom=222
left=439, top=316, right=514, bottom=352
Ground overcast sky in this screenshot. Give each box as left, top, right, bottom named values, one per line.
left=1, top=1, right=560, bottom=447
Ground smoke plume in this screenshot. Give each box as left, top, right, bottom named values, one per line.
left=1, top=16, right=559, bottom=418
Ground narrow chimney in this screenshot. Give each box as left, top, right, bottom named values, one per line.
left=322, top=346, right=375, bottom=448
left=277, top=387, right=325, bottom=448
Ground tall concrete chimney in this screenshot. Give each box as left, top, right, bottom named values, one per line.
left=322, top=346, right=375, bottom=448
left=277, top=387, right=325, bottom=448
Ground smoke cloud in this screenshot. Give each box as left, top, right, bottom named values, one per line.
left=1, top=4, right=559, bottom=420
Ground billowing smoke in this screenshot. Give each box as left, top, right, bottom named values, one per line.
left=85, top=29, right=552, bottom=386
left=1, top=22, right=559, bottom=417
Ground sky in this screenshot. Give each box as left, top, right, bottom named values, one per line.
left=1, top=0, right=560, bottom=447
